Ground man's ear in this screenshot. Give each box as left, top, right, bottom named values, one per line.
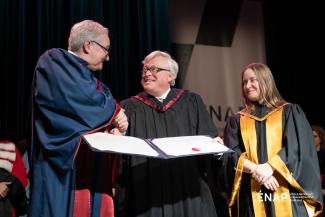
left=83, top=41, right=91, bottom=54
left=168, top=72, right=176, bottom=81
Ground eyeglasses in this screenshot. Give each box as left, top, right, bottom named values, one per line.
left=91, top=40, right=110, bottom=55
left=142, top=65, right=170, bottom=74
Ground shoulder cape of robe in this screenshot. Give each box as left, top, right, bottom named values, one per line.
left=28, top=48, right=120, bottom=217
left=223, top=103, right=323, bottom=217
left=115, top=88, right=222, bottom=217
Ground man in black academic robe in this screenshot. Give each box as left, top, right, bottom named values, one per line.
left=115, top=51, right=223, bottom=217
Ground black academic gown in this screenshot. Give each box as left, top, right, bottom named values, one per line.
left=317, top=148, right=325, bottom=211
left=0, top=142, right=28, bottom=217
left=223, top=103, right=323, bottom=217
left=0, top=169, right=27, bottom=217
left=116, top=88, right=220, bottom=217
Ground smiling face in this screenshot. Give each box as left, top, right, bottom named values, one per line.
left=242, top=68, right=260, bottom=102
left=141, top=55, right=174, bottom=97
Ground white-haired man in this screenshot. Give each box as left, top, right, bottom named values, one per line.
left=28, top=20, right=127, bottom=217
left=115, top=51, right=222, bottom=217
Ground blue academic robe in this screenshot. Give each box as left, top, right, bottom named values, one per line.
left=28, top=48, right=118, bottom=217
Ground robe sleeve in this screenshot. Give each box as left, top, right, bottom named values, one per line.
left=191, top=93, right=228, bottom=200
left=268, top=104, right=323, bottom=210
left=0, top=169, right=28, bottom=215
left=119, top=98, right=134, bottom=136
left=193, top=93, right=218, bottom=137
left=8, top=175, right=28, bottom=215
left=220, top=114, right=242, bottom=191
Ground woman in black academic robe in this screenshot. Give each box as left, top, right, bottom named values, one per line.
left=222, top=63, right=323, bottom=217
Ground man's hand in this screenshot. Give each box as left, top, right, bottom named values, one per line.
left=0, top=181, right=11, bottom=199
left=112, top=109, right=128, bottom=133
left=212, top=136, right=224, bottom=144
left=110, top=128, right=123, bottom=135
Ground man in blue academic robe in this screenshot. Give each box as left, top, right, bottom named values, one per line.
left=28, top=20, right=128, bottom=217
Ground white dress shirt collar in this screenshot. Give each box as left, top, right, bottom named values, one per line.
left=155, top=88, right=171, bottom=102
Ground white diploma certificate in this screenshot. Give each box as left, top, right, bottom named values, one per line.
left=83, top=132, right=232, bottom=159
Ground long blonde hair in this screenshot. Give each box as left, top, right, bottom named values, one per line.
left=241, top=63, right=286, bottom=110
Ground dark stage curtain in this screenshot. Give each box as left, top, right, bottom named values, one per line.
left=0, top=0, right=170, bottom=143
left=263, top=1, right=325, bottom=127
left=2, top=0, right=324, bottom=143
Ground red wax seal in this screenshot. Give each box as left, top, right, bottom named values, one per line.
left=192, top=147, right=201, bottom=151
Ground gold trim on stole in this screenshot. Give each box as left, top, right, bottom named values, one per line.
left=265, top=108, right=293, bottom=217
left=229, top=152, right=247, bottom=217
left=240, top=115, right=267, bottom=217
